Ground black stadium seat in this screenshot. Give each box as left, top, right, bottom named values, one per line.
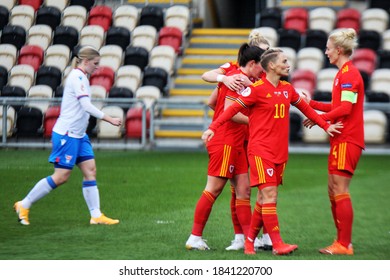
left=1, top=86, right=27, bottom=111
left=258, top=7, right=282, bottom=29
left=35, top=6, right=61, bottom=30
left=16, top=106, right=43, bottom=137
left=105, top=26, right=131, bottom=51
left=0, top=6, right=9, bottom=32
left=124, top=46, right=149, bottom=71
left=0, top=66, right=8, bottom=92
left=358, top=29, right=381, bottom=51
left=140, top=5, right=164, bottom=31
left=0, top=25, right=26, bottom=50
left=53, top=25, right=79, bottom=51
left=277, top=28, right=302, bottom=52
left=35, top=66, right=62, bottom=91
left=108, top=86, right=134, bottom=110
left=69, top=0, right=95, bottom=11
left=142, top=67, right=168, bottom=93
left=304, top=29, right=328, bottom=50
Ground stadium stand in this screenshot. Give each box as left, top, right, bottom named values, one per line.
left=364, top=110, right=388, bottom=144
left=113, top=5, right=139, bottom=32
left=336, top=7, right=361, bottom=32
left=164, top=5, right=191, bottom=35
left=0, top=6, right=9, bottom=32
left=19, top=0, right=42, bottom=11
left=61, top=5, right=87, bottom=32
left=0, top=66, right=8, bottom=91
left=2, top=0, right=16, bottom=11
left=136, top=85, right=161, bottom=110
left=69, top=0, right=95, bottom=12
left=7, top=64, right=35, bottom=93
left=351, top=48, right=377, bottom=76
left=90, top=66, right=115, bottom=92
left=18, top=44, right=44, bottom=72
left=142, top=67, right=169, bottom=94
left=115, top=65, right=142, bottom=93
left=132, top=25, right=158, bottom=52
left=296, top=47, right=325, bottom=74
left=27, top=24, right=53, bottom=51
left=358, top=29, right=381, bottom=51
left=139, top=5, right=165, bottom=31
left=43, top=105, right=61, bottom=138
left=290, top=69, right=317, bottom=96
left=361, top=8, right=389, bottom=33
left=90, top=85, right=107, bottom=110
left=0, top=44, right=18, bottom=71
left=283, top=7, right=308, bottom=34
left=15, top=106, right=43, bottom=137
left=97, top=105, right=124, bottom=138
left=150, top=45, right=176, bottom=75
left=316, top=68, right=338, bottom=92
left=0, top=106, right=16, bottom=137
left=124, top=46, right=149, bottom=70
left=44, top=44, right=71, bottom=72
left=158, top=26, right=183, bottom=54
left=88, top=5, right=113, bottom=32
left=27, top=84, right=53, bottom=113
left=277, top=28, right=302, bottom=52
left=99, top=45, right=123, bottom=72
left=35, top=65, right=62, bottom=91
left=256, top=26, right=278, bottom=47
left=0, top=25, right=26, bottom=50
left=79, top=25, right=105, bottom=50
left=303, top=29, right=328, bottom=50
left=258, top=7, right=282, bottom=29
left=105, top=26, right=131, bottom=51
left=9, top=5, right=35, bottom=32
left=36, top=6, right=61, bottom=30
left=44, top=0, right=69, bottom=11
left=309, top=7, right=336, bottom=34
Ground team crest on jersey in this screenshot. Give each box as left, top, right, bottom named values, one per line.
left=267, top=168, right=274, bottom=177
left=241, top=87, right=251, bottom=97
left=229, top=165, right=235, bottom=173
left=65, top=154, right=73, bottom=164
left=283, top=91, right=288, bottom=98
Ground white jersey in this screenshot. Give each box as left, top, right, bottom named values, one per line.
left=53, top=68, right=104, bottom=138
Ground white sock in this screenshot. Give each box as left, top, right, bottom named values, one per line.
left=235, top=234, right=245, bottom=241
left=22, top=177, right=55, bottom=208
left=82, top=181, right=101, bottom=218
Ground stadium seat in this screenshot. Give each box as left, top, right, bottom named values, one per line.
left=336, top=7, right=361, bottom=32
left=364, top=110, right=388, bottom=144
left=158, top=26, right=183, bottom=54
left=19, top=0, right=43, bottom=11
left=90, top=85, right=107, bottom=109
left=358, top=29, right=381, bottom=51
left=140, top=5, right=164, bottom=31
left=15, top=106, right=44, bottom=137
left=44, top=44, right=70, bottom=72
left=8, top=64, right=35, bottom=92
left=27, top=24, right=53, bottom=51
left=0, top=25, right=26, bottom=50
left=79, top=25, right=105, bottom=50
left=113, top=5, right=139, bottom=32
left=164, top=5, right=191, bottom=35
left=150, top=45, right=176, bottom=75
left=97, top=105, right=124, bottom=139
left=36, top=6, right=61, bottom=30
left=370, top=69, right=390, bottom=96
left=27, top=84, right=53, bottom=113
left=108, top=86, right=134, bottom=110
left=115, top=65, right=142, bottom=93
left=61, top=5, right=87, bottom=32
left=302, top=121, right=329, bottom=143
left=351, top=48, right=377, bottom=76
left=90, top=66, right=115, bottom=92
left=52, top=25, right=79, bottom=51
left=0, top=43, right=18, bottom=71
left=35, top=65, right=62, bottom=91
left=54, top=85, right=64, bottom=97
left=98, top=45, right=123, bottom=72
left=132, top=25, right=157, bottom=52
left=258, top=7, right=282, bottom=29
left=369, top=0, right=390, bottom=10
left=277, top=28, right=302, bottom=52
left=125, top=106, right=151, bottom=139
left=124, top=46, right=149, bottom=70
left=359, top=70, right=370, bottom=91
left=44, top=0, right=69, bottom=11
left=0, top=105, right=16, bottom=137
left=381, top=29, right=390, bottom=51
left=361, top=8, right=389, bottom=33
left=290, top=69, right=317, bottom=96
left=105, top=26, right=131, bottom=51
left=0, top=85, right=27, bottom=111
left=377, top=49, right=390, bottom=69
left=136, top=85, right=161, bottom=110
left=283, top=7, right=308, bottom=34
left=43, top=105, right=61, bottom=138
left=18, top=45, right=44, bottom=72
left=69, top=0, right=94, bottom=12
left=142, top=67, right=168, bottom=93
left=303, top=29, right=328, bottom=50
left=289, top=111, right=302, bottom=142
left=255, top=26, right=278, bottom=47
left=0, top=66, right=8, bottom=91
left=316, top=68, right=338, bottom=92
left=312, top=89, right=332, bottom=102
left=365, top=90, right=390, bottom=102
left=2, top=0, right=16, bottom=11
left=309, top=7, right=336, bottom=34
left=0, top=6, right=9, bottom=32
left=88, top=5, right=112, bottom=32
left=9, top=5, right=35, bottom=31
left=296, top=47, right=325, bottom=74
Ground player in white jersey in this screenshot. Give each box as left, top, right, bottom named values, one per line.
left=14, top=46, right=122, bottom=226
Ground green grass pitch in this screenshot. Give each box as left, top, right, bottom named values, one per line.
left=0, top=149, right=389, bottom=260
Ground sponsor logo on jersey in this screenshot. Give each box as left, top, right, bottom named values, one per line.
left=341, top=83, right=352, bottom=89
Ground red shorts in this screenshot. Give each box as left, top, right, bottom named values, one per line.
left=328, top=142, right=362, bottom=178
left=207, top=144, right=248, bottom=178
left=248, top=155, right=286, bottom=188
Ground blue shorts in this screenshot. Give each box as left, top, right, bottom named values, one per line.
left=49, top=132, right=94, bottom=169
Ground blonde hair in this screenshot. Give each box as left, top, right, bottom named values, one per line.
left=260, top=48, right=283, bottom=71
left=328, top=28, right=358, bottom=57
left=248, top=28, right=270, bottom=48
left=71, top=45, right=100, bottom=68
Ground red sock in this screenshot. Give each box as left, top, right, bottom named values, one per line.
left=191, top=190, right=216, bottom=236
left=247, top=202, right=263, bottom=241
left=230, top=186, right=243, bottom=234
left=335, top=193, right=353, bottom=247
left=235, top=198, right=251, bottom=236
left=329, top=195, right=339, bottom=240
left=262, top=203, right=283, bottom=244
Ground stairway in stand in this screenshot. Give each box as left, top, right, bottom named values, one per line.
left=153, top=28, right=251, bottom=149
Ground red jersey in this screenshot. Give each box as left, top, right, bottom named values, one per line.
left=210, top=78, right=330, bottom=164
left=207, top=68, right=247, bottom=149
left=219, top=61, right=239, bottom=75
left=329, top=61, right=365, bottom=149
